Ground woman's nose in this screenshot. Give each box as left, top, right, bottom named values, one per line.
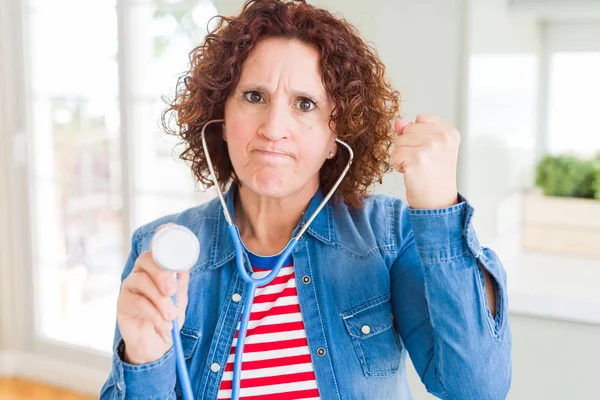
left=258, top=100, right=291, bottom=141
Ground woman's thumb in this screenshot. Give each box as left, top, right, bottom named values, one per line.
left=394, top=117, right=412, bottom=135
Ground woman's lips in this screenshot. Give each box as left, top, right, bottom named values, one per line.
left=254, top=149, right=294, bottom=159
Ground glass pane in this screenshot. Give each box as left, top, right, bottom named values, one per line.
left=130, top=100, right=216, bottom=226
left=129, top=0, right=218, bottom=228
left=129, top=0, right=219, bottom=97
left=29, top=2, right=122, bottom=353
left=547, top=52, right=600, bottom=156
left=465, top=54, right=538, bottom=243
left=29, top=0, right=116, bottom=12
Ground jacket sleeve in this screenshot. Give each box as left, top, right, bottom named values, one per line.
left=390, top=196, right=512, bottom=400
left=99, top=229, right=178, bottom=400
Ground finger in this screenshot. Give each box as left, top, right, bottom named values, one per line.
left=124, top=271, right=178, bottom=321
left=393, top=131, right=426, bottom=148
left=175, top=270, right=190, bottom=310
left=397, top=120, right=436, bottom=136
left=415, top=113, right=454, bottom=132
left=390, top=147, right=422, bottom=173
left=133, top=251, right=178, bottom=296
left=123, top=292, right=173, bottom=334
left=402, top=119, right=461, bottom=147
left=165, top=270, right=190, bottom=327
left=394, top=118, right=412, bottom=135
left=156, top=324, right=173, bottom=346
left=390, top=147, right=409, bottom=173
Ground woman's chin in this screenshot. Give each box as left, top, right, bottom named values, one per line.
left=242, top=172, right=303, bottom=199
left=250, top=179, right=291, bottom=198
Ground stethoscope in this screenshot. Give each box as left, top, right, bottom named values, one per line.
left=150, top=119, right=354, bottom=400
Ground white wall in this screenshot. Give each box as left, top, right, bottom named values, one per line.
left=508, top=314, right=600, bottom=400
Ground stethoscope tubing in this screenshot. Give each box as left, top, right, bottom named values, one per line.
left=171, top=306, right=195, bottom=399
left=230, top=226, right=300, bottom=398
left=170, top=119, right=353, bottom=400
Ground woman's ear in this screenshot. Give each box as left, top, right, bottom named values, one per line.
left=327, top=143, right=337, bottom=159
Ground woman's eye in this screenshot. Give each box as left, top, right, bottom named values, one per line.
left=296, top=98, right=316, bottom=112
left=243, top=91, right=264, bottom=103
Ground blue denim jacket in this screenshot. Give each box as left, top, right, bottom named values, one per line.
left=100, top=186, right=512, bottom=400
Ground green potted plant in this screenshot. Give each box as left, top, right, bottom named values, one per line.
left=593, top=152, right=600, bottom=200
left=523, top=151, right=600, bottom=258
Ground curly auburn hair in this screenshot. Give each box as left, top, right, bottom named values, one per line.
left=162, top=0, right=400, bottom=209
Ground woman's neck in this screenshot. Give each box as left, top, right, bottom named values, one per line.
left=234, top=184, right=317, bottom=256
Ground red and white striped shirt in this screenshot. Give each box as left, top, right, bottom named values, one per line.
left=217, top=252, right=321, bottom=400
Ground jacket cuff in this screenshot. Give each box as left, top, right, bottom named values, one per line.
left=110, top=339, right=177, bottom=399
left=408, top=193, right=482, bottom=264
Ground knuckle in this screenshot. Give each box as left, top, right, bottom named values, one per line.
left=138, top=250, right=152, bottom=262
left=416, top=113, right=434, bottom=124
left=121, top=276, right=133, bottom=291
left=452, top=129, right=462, bottom=143
left=161, top=296, right=175, bottom=313
left=158, top=318, right=172, bottom=332
left=135, top=252, right=154, bottom=271
left=390, top=154, right=401, bottom=169
left=154, top=314, right=165, bottom=328
left=414, top=150, right=427, bottom=166
left=133, top=295, right=145, bottom=311
left=438, top=132, right=451, bottom=146
left=175, top=298, right=187, bottom=312
left=129, top=272, right=149, bottom=293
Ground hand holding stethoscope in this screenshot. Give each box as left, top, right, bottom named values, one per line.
left=116, top=223, right=195, bottom=367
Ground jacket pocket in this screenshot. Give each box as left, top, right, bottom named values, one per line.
left=179, top=326, right=201, bottom=360
left=340, top=293, right=401, bottom=377
left=174, top=326, right=201, bottom=397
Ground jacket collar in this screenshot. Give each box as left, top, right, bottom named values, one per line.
left=209, top=184, right=334, bottom=270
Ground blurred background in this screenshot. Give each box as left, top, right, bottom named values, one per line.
left=0, top=0, right=599, bottom=399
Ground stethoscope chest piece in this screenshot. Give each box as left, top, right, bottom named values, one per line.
left=151, top=225, right=200, bottom=273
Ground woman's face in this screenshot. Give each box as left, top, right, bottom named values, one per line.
left=223, top=37, right=337, bottom=199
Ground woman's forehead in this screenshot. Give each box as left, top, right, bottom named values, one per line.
left=237, top=38, right=327, bottom=98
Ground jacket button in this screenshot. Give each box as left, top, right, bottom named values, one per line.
left=316, top=347, right=326, bottom=356
left=116, top=380, right=123, bottom=391
left=302, top=276, right=311, bottom=284
left=361, top=325, right=371, bottom=335
left=232, top=293, right=242, bottom=303
left=210, top=363, right=221, bottom=372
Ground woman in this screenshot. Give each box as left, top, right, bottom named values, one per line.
left=100, top=0, right=511, bottom=399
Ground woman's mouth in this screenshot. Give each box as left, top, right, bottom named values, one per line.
left=254, top=149, right=293, bottom=159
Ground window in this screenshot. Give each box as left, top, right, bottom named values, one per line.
left=26, top=0, right=218, bottom=354
left=547, top=52, right=600, bottom=156
left=465, top=53, right=538, bottom=243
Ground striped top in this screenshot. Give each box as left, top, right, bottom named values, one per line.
left=217, top=252, right=321, bottom=400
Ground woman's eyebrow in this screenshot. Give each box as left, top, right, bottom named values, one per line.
left=237, top=84, right=327, bottom=103
left=293, top=90, right=324, bottom=103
